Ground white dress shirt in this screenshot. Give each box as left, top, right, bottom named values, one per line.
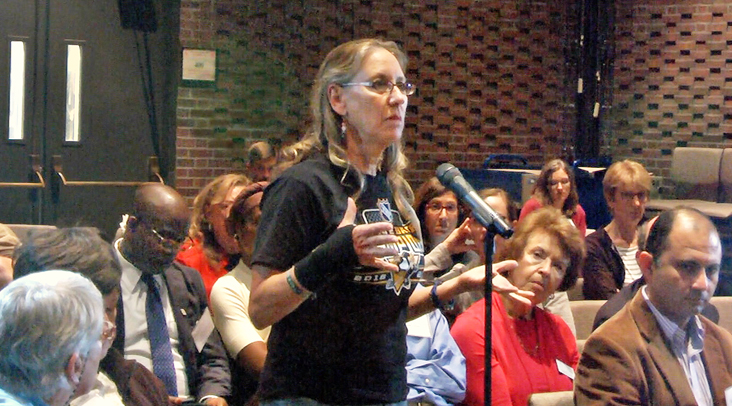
left=70, top=372, right=125, bottom=406
left=115, top=239, right=190, bottom=398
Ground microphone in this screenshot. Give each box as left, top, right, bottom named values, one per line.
left=436, top=163, right=513, bottom=239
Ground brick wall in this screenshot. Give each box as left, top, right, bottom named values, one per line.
left=176, top=0, right=576, bottom=202
left=608, top=1, right=732, bottom=182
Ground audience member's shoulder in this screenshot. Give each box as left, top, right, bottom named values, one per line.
left=584, top=228, right=608, bottom=247
left=591, top=298, right=638, bottom=340
left=701, top=316, right=732, bottom=342
left=0, top=223, right=20, bottom=257
left=278, top=153, right=332, bottom=182
left=274, top=153, right=355, bottom=196
left=171, top=260, right=206, bottom=283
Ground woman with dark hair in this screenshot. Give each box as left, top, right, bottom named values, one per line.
left=451, top=207, right=586, bottom=406
left=210, top=181, right=269, bottom=406
left=415, top=177, right=474, bottom=282
left=177, top=173, right=250, bottom=298
left=247, top=38, right=528, bottom=406
left=519, top=158, right=587, bottom=238
left=413, top=177, right=462, bottom=252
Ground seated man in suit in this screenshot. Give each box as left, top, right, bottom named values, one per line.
left=113, top=184, right=230, bottom=405
left=576, top=207, right=732, bottom=405
left=592, top=215, right=719, bottom=330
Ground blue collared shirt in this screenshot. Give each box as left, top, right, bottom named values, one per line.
left=0, top=386, right=47, bottom=406
left=405, top=309, right=466, bottom=406
left=642, top=286, right=712, bottom=406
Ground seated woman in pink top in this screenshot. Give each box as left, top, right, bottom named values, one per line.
left=451, top=206, right=586, bottom=406
left=519, top=158, right=587, bottom=238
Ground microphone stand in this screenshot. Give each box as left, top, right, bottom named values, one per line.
left=483, top=226, right=497, bottom=406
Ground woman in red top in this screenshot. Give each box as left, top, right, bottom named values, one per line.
left=177, top=173, right=249, bottom=298
left=519, top=158, right=587, bottom=238
left=451, top=206, right=586, bottom=406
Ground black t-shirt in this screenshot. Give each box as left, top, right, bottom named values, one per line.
left=252, top=154, right=424, bottom=404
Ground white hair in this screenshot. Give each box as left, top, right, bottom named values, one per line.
left=0, top=270, right=103, bottom=401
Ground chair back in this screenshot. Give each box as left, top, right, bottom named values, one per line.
left=710, top=296, right=732, bottom=335
left=670, top=147, right=723, bottom=201
left=570, top=300, right=607, bottom=340
left=528, top=391, right=574, bottom=406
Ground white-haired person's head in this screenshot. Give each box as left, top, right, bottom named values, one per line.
left=0, top=270, right=104, bottom=406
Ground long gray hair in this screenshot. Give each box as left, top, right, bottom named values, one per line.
left=281, top=39, right=416, bottom=227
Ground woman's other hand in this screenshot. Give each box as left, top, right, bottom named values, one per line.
left=342, top=197, right=400, bottom=272
left=443, top=218, right=474, bottom=255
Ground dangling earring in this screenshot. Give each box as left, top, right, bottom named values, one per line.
left=340, top=119, right=347, bottom=142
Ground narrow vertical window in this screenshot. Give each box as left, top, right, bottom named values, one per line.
left=65, top=44, right=82, bottom=142
left=8, top=40, right=26, bottom=140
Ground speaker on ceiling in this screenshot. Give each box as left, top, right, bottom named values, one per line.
left=118, top=0, right=158, bottom=33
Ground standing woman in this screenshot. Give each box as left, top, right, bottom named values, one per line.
left=519, top=158, right=587, bottom=238
left=248, top=39, right=516, bottom=406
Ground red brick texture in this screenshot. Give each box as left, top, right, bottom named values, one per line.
left=176, top=0, right=578, bottom=202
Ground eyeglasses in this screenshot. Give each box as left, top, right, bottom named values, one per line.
left=150, top=227, right=190, bottom=248
left=426, top=202, right=459, bottom=214
left=619, top=191, right=648, bottom=202
left=101, top=320, right=115, bottom=343
left=549, top=179, right=570, bottom=187
left=341, top=79, right=415, bottom=96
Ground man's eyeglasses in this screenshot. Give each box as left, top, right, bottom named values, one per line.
left=150, top=227, right=190, bottom=248
left=341, top=79, right=415, bottom=96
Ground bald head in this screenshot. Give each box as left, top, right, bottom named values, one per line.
left=121, top=184, right=191, bottom=274
left=645, top=207, right=719, bottom=259
left=639, top=207, right=722, bottom=327
left=132, top=184, right=189, bottom=221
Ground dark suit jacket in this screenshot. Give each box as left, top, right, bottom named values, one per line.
left=113, top=261, right=231, bottom=401
left=592, top=277, right=719, bottom=331
left=576, top=291, right=732, bottom=405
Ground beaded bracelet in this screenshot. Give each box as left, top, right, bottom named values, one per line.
left=430, top=279, right=455, bottom=311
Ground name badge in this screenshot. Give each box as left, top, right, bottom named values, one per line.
left=556, top=359, right=575, bottom=380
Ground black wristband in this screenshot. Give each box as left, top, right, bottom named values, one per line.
left=293, top=225, right=359, bottom=292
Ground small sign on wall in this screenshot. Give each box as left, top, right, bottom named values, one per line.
left=182, top=49, right=216, bottom=87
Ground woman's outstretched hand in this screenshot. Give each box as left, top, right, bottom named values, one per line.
left=458, top=261, right=534, bottom=307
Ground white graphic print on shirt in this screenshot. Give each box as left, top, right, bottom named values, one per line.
left=351, top=198, right=424, bottom=295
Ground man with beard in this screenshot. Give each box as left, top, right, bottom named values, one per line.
left=575, top=207, right=732, bottom=405
left=113, top=184, right=230, bottom=405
